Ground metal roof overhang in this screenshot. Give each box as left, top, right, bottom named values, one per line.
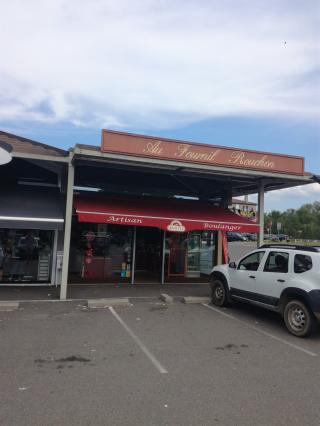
left=72, top=146, right=315, bottom=198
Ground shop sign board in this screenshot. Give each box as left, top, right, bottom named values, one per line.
left=167, top=220, right=186, bottom=232
left=101, top=130, right=305, bottom=175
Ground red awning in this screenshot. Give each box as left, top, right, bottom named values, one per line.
left=74, top=195, right=259, bottom=233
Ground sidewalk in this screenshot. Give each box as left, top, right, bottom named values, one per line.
left=0, top=283, right=210, bottom=301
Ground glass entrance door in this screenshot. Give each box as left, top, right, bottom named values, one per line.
left=134, top=227, right=162, bottom=283
left=166, top=233, right=187, bottom=277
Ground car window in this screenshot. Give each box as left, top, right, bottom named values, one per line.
left=294, top=254, right=313, bottom=274
left=264, top=251, right=289, bottom=273
left=238, top=251, right=265, bottom=271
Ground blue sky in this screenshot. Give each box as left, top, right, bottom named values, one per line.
left=0, top=0, right=319, bottom=211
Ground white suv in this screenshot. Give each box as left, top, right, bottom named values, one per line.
left=210, top=245, right=320, bottom=337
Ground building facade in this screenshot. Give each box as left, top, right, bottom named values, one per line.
left=0, top=129, right=316, bottom=299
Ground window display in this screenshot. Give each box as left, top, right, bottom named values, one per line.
left=68, top=222, right=216, bottom=284
left=69, top=223, right=133, bottom=282
left=199, top=231, right=216, bottom=275
left=165, top=231, right=216, bottom=280
left=0, top=229, right=53, bottom=283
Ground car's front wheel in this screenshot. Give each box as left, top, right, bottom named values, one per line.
left=283, top=300, right=315, bottom=337
left=211, top=279, right=229, bottom=307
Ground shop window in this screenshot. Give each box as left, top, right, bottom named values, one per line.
left=69, top=223, right=133, bottom=282
left=165, top=231, right=216, bottom=280
left=187, top=232, right=201, bottom=277
left=0, top=229, right=53, bottom=283
left=188, top=231, right=217, bottom=277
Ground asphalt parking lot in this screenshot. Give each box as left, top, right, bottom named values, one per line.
left=1, top=298, right=320, bottom=426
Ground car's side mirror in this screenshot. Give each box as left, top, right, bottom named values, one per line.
left=229, top=262, right=237, bottom=269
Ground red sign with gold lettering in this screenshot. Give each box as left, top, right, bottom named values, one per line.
left=101, top=130, right=304, bottom=175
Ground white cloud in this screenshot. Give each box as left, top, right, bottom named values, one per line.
left=265, top=183, right=320, bottom=211
left=0, top=0, right=319, bottom=129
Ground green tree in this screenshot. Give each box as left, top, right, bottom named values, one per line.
left=265, top=202, right=320, bottom=240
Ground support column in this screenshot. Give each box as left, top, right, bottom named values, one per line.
left=131, top=226, right=137, bottom=285
left=258, top=181, right=265, bottom=248
left=60, top=155, right=74, bottom=300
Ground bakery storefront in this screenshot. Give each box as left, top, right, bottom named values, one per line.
left=68, top=195, right=258, bottom=284
left=63, top=129, right=310, bottom=289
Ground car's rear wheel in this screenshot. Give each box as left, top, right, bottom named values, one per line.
left=211, top=279, right=228, bottom=307
left=283, top=300, right=315, bottom=337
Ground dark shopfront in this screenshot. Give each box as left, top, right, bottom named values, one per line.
left=0, top=190, right=64, bottom=285
left=0, top=132, right=68, bottom=287
left=0, top=187, right=65, bottom=285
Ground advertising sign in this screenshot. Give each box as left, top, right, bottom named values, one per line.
left=101, top=130, right=305, bottom=175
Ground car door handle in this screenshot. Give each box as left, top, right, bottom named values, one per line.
left=277, top=279, right=285, bottom=283
left=249, top=275, right=256, bottom=279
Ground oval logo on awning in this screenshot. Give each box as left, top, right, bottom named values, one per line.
left=167, top=220, right=186, bottom=232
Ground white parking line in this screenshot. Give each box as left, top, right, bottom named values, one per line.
left=109, top=307, right=168, bottom=374
left=202, top=304, right=318, bottom=358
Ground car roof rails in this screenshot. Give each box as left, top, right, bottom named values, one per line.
left=259, top=244, right=320, bottom=253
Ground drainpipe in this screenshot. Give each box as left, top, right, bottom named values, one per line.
left=60, top=152, right=74, bottom=300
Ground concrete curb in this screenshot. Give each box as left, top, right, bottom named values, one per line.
left=181, top=297, right=211, bottom=304
left=159, top=293, right=174, bottom=304
left=88, top=298, right=131, bottom=309
left=0, top=301, right=19, bottom=311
